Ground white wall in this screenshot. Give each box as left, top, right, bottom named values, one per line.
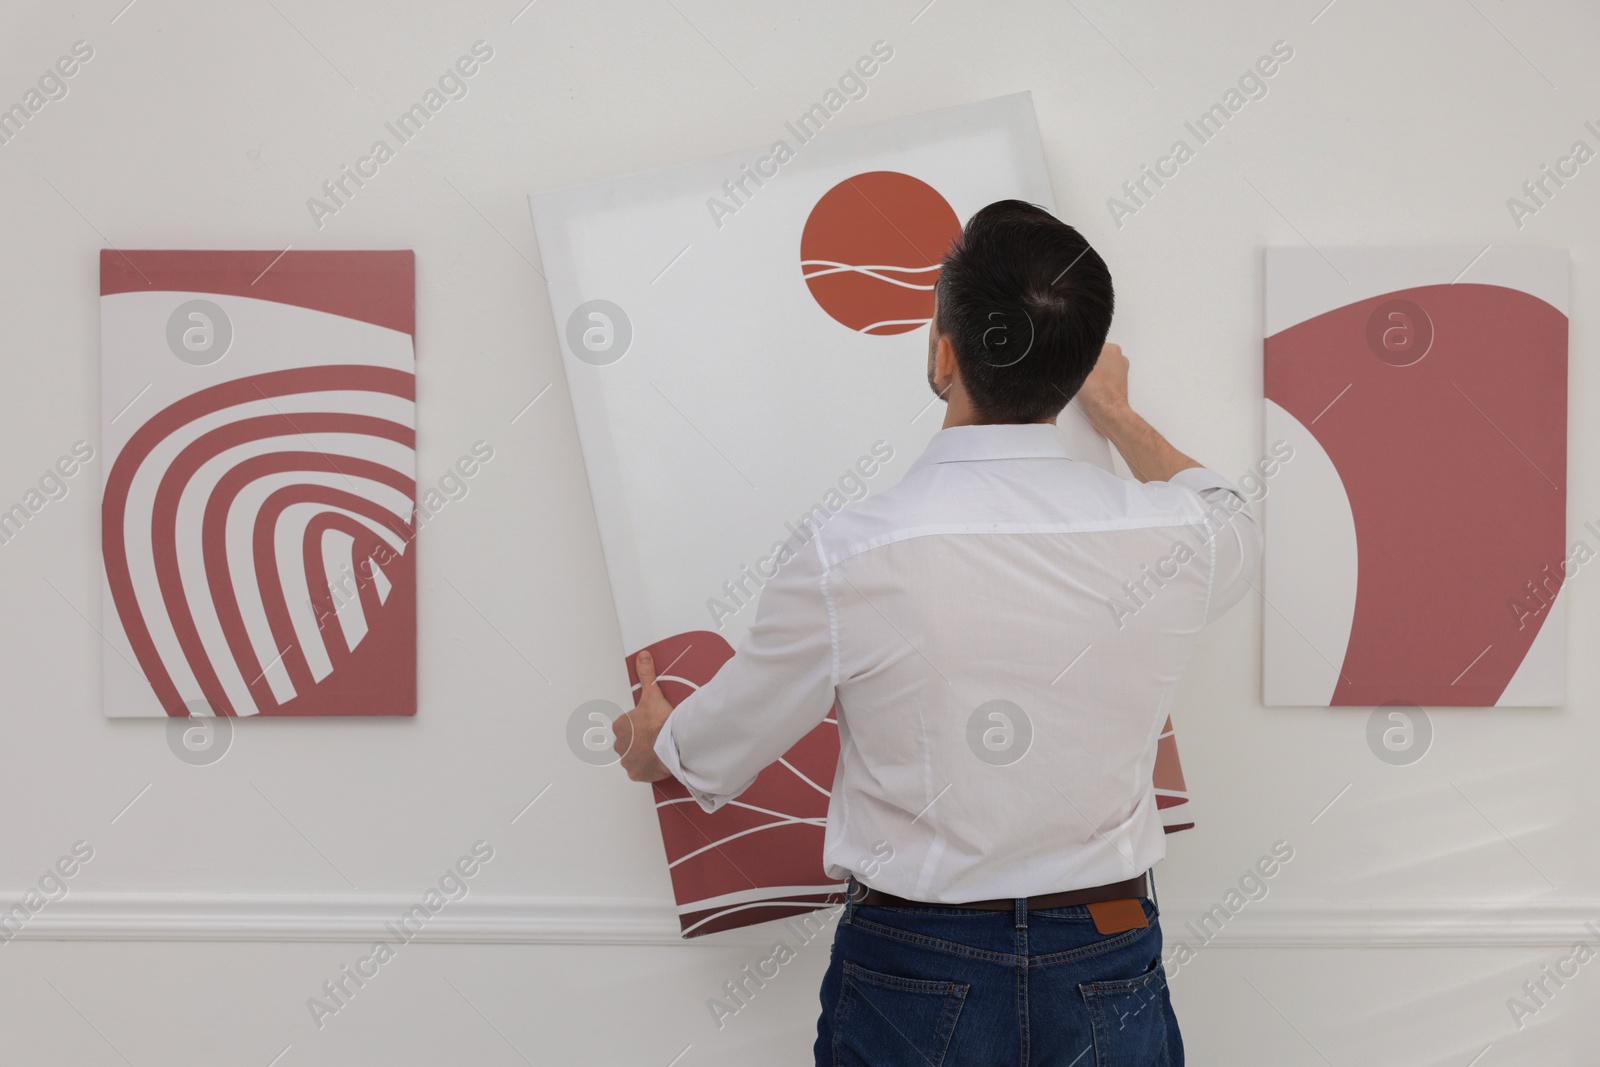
left=1, top=0, right=1597, bottom=1063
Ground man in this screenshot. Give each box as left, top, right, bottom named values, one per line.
left=614, top=200, right=1260, bottom=1065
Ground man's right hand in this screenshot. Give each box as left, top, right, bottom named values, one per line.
left=1076, top=342, right=1131, bottom=436
left=1073, top=342, right=1202, bottom=484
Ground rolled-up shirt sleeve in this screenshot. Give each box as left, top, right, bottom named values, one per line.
left=1166, top=466, right=1264, bottom=625
left=653, top=536, right=838, bottom=812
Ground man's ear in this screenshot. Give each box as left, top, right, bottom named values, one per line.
left=934, top=334, right=961, bottom=391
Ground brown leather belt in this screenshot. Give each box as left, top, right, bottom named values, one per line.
left=855, top=873, right=1148, bottom=913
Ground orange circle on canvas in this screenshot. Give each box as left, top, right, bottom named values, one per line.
left=800, top=171, right=961, bottom=335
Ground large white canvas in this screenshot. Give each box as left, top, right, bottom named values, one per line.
left=534, top=93, right=1103, bottom=656
left=532, top=94, right=1165, bottom=936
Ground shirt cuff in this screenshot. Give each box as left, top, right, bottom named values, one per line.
left=652, top=711, right=726, bottom=813
left=1167, top=466, right=1246, bottom=501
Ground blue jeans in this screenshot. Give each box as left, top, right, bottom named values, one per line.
left=814, top=884, right=1181, bottom=1066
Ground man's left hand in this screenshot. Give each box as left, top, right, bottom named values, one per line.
left=614, top=649, right=674, bottom=782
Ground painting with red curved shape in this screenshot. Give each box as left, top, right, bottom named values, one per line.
left=1263, top=248, right=1567, bottom=707
left=531, top=96, right=1197, bottom=937
left=100, top=250, right=418, bottom=717
left=627, top=632, right=845, bottom=937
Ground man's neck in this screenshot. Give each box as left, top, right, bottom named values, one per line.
left=940, top=401, right=1058, bottom=431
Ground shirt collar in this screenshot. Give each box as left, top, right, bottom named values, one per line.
left=907, top=422, right=1074, bottom=474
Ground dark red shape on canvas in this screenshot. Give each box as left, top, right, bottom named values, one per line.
left=1265, top=283, right=1566, bottom=705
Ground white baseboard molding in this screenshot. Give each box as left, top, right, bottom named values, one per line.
left=0, top=893, right=685, bottom=946
left=1158, top=901, right=1600, bottom=949
left=1, top=894, right=1594, bottom=947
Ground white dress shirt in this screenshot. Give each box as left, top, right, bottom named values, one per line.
left=655, top=422, right=1261, bottom=903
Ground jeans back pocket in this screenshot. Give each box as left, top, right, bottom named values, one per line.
left=831, top=960, right=969, bottom=1067
left=1079, top=960, right=1171, bottom=1067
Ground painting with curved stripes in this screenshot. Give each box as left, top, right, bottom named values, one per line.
left=1263, top=246, right=1567, bottom=707
left=99, top=250, right=417, bottom=717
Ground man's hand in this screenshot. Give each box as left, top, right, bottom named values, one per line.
left=1075, top=342, right=1131, bottom=435
left=614, top=649, right=674, bottom=783
left=1072, top=342, right=1202, bottom=484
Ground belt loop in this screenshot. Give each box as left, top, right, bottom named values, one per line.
left=1146, top=869, right=1159, bottom=921
left=1014, top=895, right=1028, bottom=929
left=843, top=877, right=858, bottom=923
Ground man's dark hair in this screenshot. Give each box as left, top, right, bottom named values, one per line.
left=933, top=200, right=1114, bottom=423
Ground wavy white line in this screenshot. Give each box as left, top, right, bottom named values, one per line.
left=776, top=757, right=832, bottom=798
left=656, top=796, right=829, bottom=825
left=859, top=318, right=933, bottom=335
left=666, top=817, right=822, bottom=868
left=800, top=260, right=941, bottom=291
